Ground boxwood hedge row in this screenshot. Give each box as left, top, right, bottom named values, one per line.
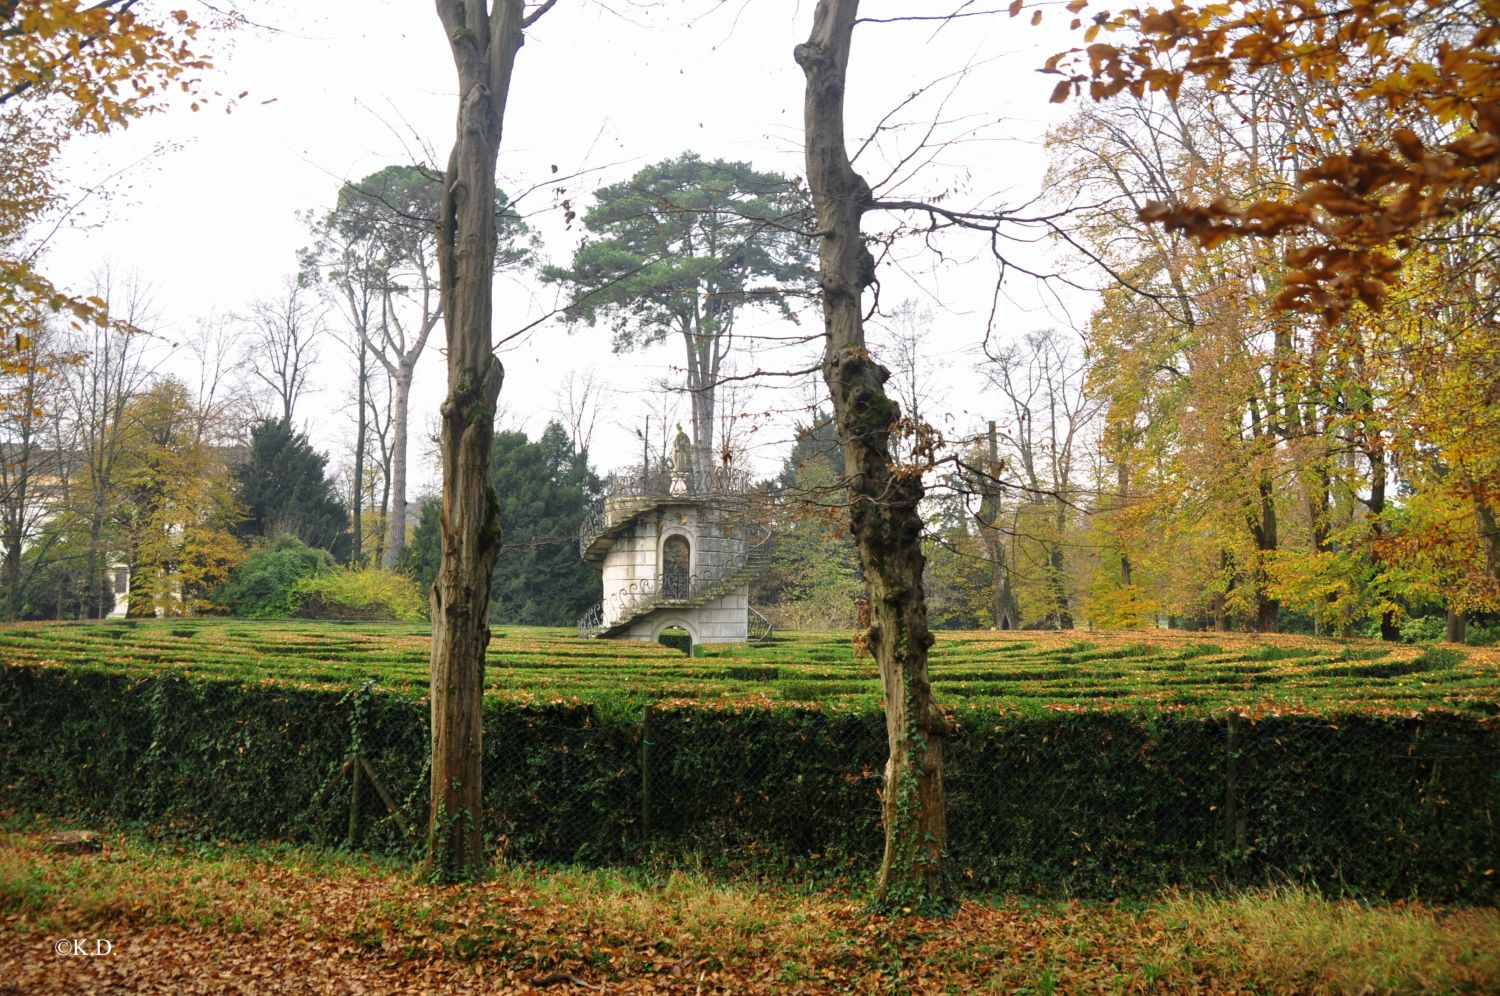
left=2, top=663, right=1495, bottom=900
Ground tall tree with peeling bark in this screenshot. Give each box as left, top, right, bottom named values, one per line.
left=795, top=0, right=952, bottom=914
left=311, top=165, right=531, bottom=569
left=426, top=0, right=554, bottom=882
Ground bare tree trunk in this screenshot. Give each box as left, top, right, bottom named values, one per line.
left=352, top=343, right=368, bottom=563
left=1368, top=459, right=1400, bottom=643
left=1446, top=607, right=1467, bottom=644
left=1250, top=476, right=1279, bottom=633
left=1116, top=461, right=1133, bottom=589
left=1476, top=499, right=1500, bottom=587
left=0, top=364, right=39, bottom=622
left=426, top=0, right=538, bottom=883
left=690, top=378, right=714, bottom=486
left=797, top=0, right=951, bottom=914
left=1049, top=503, right=1073, bottom=629
left=383, top=363, right=413, bottom=567
left=977, top=421, right=1016, bottom=629
left=1215, top=549, right=1232, bottom=631
left=681, top=331, right=718, bottom=486
left=1, top=533, right=21, bottom=621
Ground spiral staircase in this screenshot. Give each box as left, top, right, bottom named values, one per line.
left=576, top=465, right=773, bottom=642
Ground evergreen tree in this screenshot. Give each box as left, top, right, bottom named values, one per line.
left=234, top=419, right=351, bottom=560
left=405, top=421, right=601, bottom=626
left=757, top=412, right=863, bottom=629
left=545, top=152, right=813, bottom=482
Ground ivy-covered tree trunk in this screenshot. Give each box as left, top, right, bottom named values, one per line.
left=795, top=0, right=951, bottom=914
left=426, top=0, right=539, bottom=882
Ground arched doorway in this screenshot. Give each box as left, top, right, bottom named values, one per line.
left=662, top=534, right=690, bottom=600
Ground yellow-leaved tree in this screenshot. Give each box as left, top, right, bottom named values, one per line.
left=1, top=1, right=209, bottom=346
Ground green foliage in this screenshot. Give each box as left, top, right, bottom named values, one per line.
left=774, top=410, right=845, bottom=490
left=7, top=542, right=86, bottom=621
left=2, top=622, right=1492, bottom=721
left=543, top=152, right=813, bottom=352
left=403, top=421, right=600, bottom=626
left=401, top=499, right=442, bottom=593
left=1466, top=620, right=1500, bottom=647
left=760, top=417, right=864, bottom=630
left=292, top=568, right=427, bottom=622
left=1411, top=645, right=1465, bottom=671
left=234, top=419, right=351, bottom=561
left=326, top=165, right=532, bottom=275
left=658, top=630, right=692, bottom=655
left=924, top=523, right=993, bottom=630
left=1399, top=614, right=1447, bottom=644
left=117, top=379, right=245, bottom=616
left=216, top=538, right=333, bottom=618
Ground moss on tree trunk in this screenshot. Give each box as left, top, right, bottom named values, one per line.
left=796, top=0, right=951, bottom=915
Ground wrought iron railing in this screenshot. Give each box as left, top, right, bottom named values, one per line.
left=576, top=601, right=605, bottom=637
left=578, top=464, right=756, bottom=555
left=747, top=605, right=774, bottom=644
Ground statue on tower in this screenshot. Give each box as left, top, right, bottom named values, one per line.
left=670, top=423, right=693, bottom=495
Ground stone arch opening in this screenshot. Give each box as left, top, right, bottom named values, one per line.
left=653, top=616, right=697, bottom=656
left=657, top=625, right=692, bottom=656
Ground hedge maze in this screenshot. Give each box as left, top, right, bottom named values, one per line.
left=1, top=621, right=1496, bottom=899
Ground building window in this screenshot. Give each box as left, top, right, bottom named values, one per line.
left=113, top=568, right=129, bottom=595
left=662, top=535, right=690, bottom=599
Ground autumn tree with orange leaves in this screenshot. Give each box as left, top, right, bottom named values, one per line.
left=1044, top=0, right=1500, bottom=628
left=1046, top=0, right=1500, bottom=321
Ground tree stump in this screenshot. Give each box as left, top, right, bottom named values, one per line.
left=43, top=830, right=101, bottom=854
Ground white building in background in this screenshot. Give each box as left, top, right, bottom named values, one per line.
left=106, top=563, right=131, bottom=616
left=577, top=427, right=770, bottom=649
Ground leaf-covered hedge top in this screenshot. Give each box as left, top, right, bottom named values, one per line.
left=0, top=621, right=1495, bottom=723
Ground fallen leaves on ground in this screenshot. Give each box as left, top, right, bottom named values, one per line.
left=1, top=827, right=1496, bottom=993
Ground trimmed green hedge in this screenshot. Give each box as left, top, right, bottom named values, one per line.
left=2, top=663, right=1495, bottom=900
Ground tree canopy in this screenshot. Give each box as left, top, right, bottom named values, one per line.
left=1048, top=0, right=1500, bottom=320
left=544, top=152, right=814, bottom=480
left=2, top=1, right=210, bottom=341
left=303, top=162, right=534, bottom=568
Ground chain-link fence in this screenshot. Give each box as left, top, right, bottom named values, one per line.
left=2, top=663, right=1496, bottom=900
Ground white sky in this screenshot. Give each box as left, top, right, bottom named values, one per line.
left=43, top=1, right=1095, bottom=495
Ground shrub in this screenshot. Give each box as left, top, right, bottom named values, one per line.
left=1466, top=621, right=1500, bottom=647
left=292, top=568, right=427, bottom=622
left=217, top=538, right=333, bottom=618
left=658, top=630, right=692, bottom=655
left=1398, top=615, right=1446, bottom=644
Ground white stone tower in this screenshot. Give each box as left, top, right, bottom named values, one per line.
left=577, top=426, right=770, bottom=646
